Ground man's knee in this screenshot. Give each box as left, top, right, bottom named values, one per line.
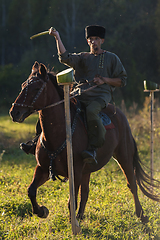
left=86, top=100, right=104, bottom=121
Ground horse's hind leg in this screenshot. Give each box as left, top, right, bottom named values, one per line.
left=28, top=165, right=49, bottom=218
left=77, top=173, right=91, bottom=220
left=116, top=150, right=148, bottom=223
left=125, top=168, right=148, bottom=223
left=67, top=172, right=90, bottom=221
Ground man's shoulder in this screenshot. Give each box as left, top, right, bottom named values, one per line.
left=105, top=51, right=117, bottom=58
left=105, top=51, right=121, bottom=62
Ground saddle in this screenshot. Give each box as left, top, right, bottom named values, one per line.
left=76, top=100, right=115, bottom=131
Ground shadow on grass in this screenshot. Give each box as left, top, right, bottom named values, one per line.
left=1, top=147, right=36, bottom=167
left=1, top=201, right=33, bottom=218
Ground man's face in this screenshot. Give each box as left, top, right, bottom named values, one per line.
left=87, top=36, right=104, bottom=54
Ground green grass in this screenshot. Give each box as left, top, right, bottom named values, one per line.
left=1, top=99, right=160, bottom=239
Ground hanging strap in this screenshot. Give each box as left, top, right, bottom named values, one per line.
left=40, top=107, right=81, bottom=181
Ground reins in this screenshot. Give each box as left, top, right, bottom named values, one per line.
left=12, top=74, right=116, bottom=115
left=36, top=78, right=98, bottom=111
left=12, top=76, right=98, bottom=113
left=40, top=84, right=98, bottom=111
left=41, top=80, right=116, bottom=115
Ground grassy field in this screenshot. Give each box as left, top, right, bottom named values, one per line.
left=1, top=98, right=160, bottom=239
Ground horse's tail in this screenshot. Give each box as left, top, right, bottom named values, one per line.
left=133, top=138, right=160, bottom=202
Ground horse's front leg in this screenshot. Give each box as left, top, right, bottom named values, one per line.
left=77, top=173, right=91, bottom=220
left=28, top=165, right=49, bottom=218
left=67, top=167, right=85, bottom=222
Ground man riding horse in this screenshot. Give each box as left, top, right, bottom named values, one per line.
left=21, top=25, right=127, bottom=164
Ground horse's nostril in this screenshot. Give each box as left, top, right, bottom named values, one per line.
left=10, top=109, right=21, bottom=122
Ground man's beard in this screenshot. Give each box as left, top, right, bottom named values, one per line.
left=92, top=45, right=98, bottom=54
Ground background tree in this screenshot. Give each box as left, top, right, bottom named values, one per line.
left=0, top=0, right=159, bottom=108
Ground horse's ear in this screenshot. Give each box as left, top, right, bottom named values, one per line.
left=32, top=61, right=39, bottom=71
left=39, top=63, right=47, bottom=80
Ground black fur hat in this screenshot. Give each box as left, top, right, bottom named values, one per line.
left=85, top=25, right=106, bottom=39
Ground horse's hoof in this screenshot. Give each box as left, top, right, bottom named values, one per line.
left=38, top=206, right=49, bottom=218
left=141, top=215, right=149, bottom=223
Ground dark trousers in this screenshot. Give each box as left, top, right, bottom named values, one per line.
left=80, top=98, right=106, bottom=149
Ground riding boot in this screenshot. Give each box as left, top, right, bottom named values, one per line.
left=20, top=135, right=39, bottom=155
left=81, top=147, right=97, bottom=164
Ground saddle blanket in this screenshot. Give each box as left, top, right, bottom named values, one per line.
left=98, top=112, right=115, bottom=130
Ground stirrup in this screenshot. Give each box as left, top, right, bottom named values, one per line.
left=20, top=142, right=36, bottom=155
left=20, top=135, right=39, bottom=155
left=81, top=149, right=98, bottom=164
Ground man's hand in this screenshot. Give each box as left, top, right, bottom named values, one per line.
left=94, top=74, right=122, bottom=87
left=93, top=75, right=104, bottom=85
left=49, top=27, right=59, bottom=39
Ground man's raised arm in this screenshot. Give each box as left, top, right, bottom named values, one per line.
left=49, top=27, right=66, bottom=55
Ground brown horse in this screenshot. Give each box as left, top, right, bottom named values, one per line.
left=10, top=61, right=159, bottom=224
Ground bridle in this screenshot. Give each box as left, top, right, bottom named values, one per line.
left=12, top=76, right=49, bottom=110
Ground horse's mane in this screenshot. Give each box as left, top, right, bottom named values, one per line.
left=48, top=72, right=64, bottom=100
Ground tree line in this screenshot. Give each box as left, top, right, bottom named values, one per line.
left=0, top=0, right=160, bottom=109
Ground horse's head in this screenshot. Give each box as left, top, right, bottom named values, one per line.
left=10, top=61, right=49, bottom=123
